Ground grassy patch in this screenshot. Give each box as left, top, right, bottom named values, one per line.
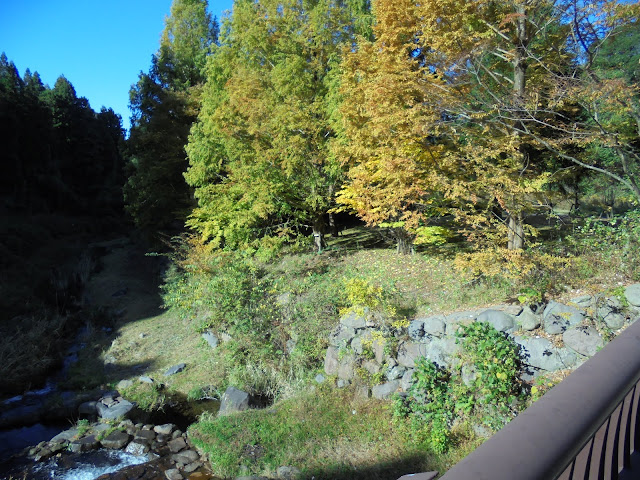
left=189, top=386, right=478, bottom=479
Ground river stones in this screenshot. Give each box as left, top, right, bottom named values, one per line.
left=100, top=430, right=130, bottom=449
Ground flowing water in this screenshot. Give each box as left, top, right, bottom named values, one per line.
left=2, top=449, right=149, bottom=480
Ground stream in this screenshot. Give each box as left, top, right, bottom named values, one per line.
left=0, top=238, right=219, bottom=479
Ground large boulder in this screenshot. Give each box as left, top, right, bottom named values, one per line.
left=96, top=397, right=135, bottom=421
left=543, top=301, right=585, bottom=334
left=597, top=297, right=625, bottom=329
left=514, top=336, right=577, bottom=372
left=372, top=380, right=400, bottom=400
left=100, top=430, right=131, bottom=449
left=328, top=325, right=357, bottom=347
left=625, top=284, right=640, bottom=307
left=397, top=342, right=428, bottom=368
left=563, top=326, right=604, bottom=357
left=337, top=352, right=356, bottom=381
left=477, top=309, right=516, bottom=333
left=397, top=338, right=459, bottom=369
left=517, top=307, right=541, bottom=331
left=324, top=346, right=339, bottom=375
left=422, top=315, right=447, bottom=337
left=218, top=387, right=250, bottom=416
left=408, top=320, right=425, bottom=341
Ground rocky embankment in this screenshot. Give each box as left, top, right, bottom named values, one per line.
left=323, top=284, right=640, bottom=399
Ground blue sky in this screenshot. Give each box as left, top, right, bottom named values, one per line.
left=0, top=0, right=233, bottom=131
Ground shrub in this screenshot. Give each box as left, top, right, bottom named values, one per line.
left=394, top=322, right=524, bottom=453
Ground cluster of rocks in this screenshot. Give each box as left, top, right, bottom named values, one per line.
left=20, top=389, right=209, bottom=480
left=27, top=419, right=207, bottom=480
left=324, top=284, right=640, bottom=399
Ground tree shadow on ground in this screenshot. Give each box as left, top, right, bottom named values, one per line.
left=303, top=453, right=439, bottom=480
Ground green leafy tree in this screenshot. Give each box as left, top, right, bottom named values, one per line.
left=185, top=0, right=371, bottom=252
left=124, top=0, right=218, bottom=238
left=336, top=0, right=456, bottom=254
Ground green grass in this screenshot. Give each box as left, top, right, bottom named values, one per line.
left=190, top=386, right=479, bottom=479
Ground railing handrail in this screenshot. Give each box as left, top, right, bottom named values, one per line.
left=439, top=318, right=640, bottom=480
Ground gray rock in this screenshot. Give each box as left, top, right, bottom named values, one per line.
left=517, top=307, right=540, bottom=331
left=277, top=465, right=302, bottom=479
left=96, top=398, right=135, bottom=420
left=34, top=448, right=53, bottom=461
left=69, top=435, right=99, bottom=453
left=363, top=360, right=381, bottom=375
left=603, top=312, right=626, bottom=329
left=372, top=338, right=386, bottom=364
left=116, top=380, right=134, bottom=390
left=477, top=309, right=516, bottom=333
left=154, top=423, right=175, bottom=435
left=285, top=339, right=296, bottom=354
left=372, top=380, right=400, bottom=399
left=167, top=436, right=187, bottom=453
left=164, top=363, right=186, bottom=376
left=408, top=320, right=425, bottom=341
left=328, top=325, right=357, bottom=347
left=100, top=430, right=130, bottom=449
left=139, top=376, right=154, bottom=384
left=314, top=374, right=326, bottom=384
left=356, top=386, right=371, bottom=399
left=339, top=309, right=368, bottom=329
left=165, top=468, right=183, bottom=480
left=472, top=424, right=493, bottom=439
left=324, top=346, right=339, bottom=375
left=183, top=462, right=203, bottom=473
left=336, top=378, right=350, bottom=388
left=172, top=449, right=200, bottom=464
left=625, top=284, right=640, bottom=307
left=494, top=304, right=523, bottom=316
left=134, top=429, right=156, bottom=443
left=275, top=292, right=292, bottom=307
left=514, top=336, right=577, bottom=371
left=351, top=331, right=372, bottom=355
left=337, top=353, right=356, bottom=381
left=424, top=337, right=461, bottom=369
left=202, top=331, right=219, bottom=349
left=422, top=315, right=446, bottom=337
left=571, top=295, right=593, bottom=308
left=563, top=326, right=604, bottom=357
left=219, top=332, right=233, bottom=343
left=543, top=301, right=586, bottom=334
left=397, top=341, right=428, bottom=368
left=445, top=310, right=478, bottom=332
left=219, top=387, right=250, bottom=416
left=400, top=369, right=415, bottom=391
left=597, top=297, right=625, bottom=329
left=386, top=365, right=406, bottom=381
left=50, top=428, right=78, bottom=443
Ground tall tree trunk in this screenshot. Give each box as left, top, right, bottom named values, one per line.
left=396, top=228, right=415, bottom=255
left=312, top=215, right=327, bottom=253
left=506, top=2, right=529, bottom=251
left=507, top=212, right=524, bottom=250
left=328, top=184, right=338, bottom=236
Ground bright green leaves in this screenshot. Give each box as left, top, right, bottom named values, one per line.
left=185, top=0, right=371, bottom=250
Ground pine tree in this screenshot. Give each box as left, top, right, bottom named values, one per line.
left=124, top=0, right=218, bottom=238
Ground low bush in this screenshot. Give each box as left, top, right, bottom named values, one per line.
left=394, top=322, right=524, bottom=453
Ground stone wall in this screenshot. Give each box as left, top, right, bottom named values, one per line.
left=324, top=284, right=640, bottom=399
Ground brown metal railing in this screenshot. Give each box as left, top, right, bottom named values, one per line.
left=407, top=318, right=640, bottom=480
